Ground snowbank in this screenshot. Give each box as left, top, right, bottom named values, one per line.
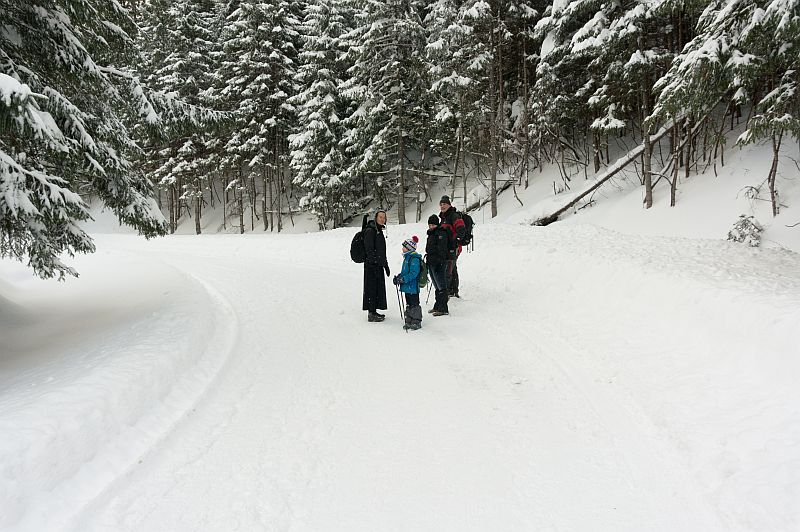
left=0, top=251, right=237, bottom=531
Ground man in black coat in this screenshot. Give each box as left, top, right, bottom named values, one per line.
left=438, top=195, right=466, bottom=298
left=425, top=214, right=451, bottom=315
left=362, top=210, right=390, bottom=322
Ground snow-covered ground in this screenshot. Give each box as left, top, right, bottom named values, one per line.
left=2, top=140, right=800, bottom=531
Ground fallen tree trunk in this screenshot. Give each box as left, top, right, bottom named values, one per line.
left=532, top=120, right=678, bottom=226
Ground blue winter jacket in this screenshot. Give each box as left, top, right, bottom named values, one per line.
left=399, top=251, right=422, bottom=294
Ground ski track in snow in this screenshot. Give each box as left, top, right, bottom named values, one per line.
left=0, top=255, right=238, bottom=532
left=2, top=223, right=799, bottom=531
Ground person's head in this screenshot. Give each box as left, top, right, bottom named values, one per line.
left=402, top=235, right=419, bottom=253
left=375, top=210, right=387, bottom=226
left=439, top=195, right=451, bottom=213
left=427, top=214, right=439, bottom=230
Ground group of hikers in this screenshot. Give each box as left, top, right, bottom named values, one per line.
left=360, top=195, right=469, bottom=331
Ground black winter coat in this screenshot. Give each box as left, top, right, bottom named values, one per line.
left=425, top=226, right=451, bottom=267
left=362, top=220, right=388, bottom=311
left=363, top=220, right=387, bottom=268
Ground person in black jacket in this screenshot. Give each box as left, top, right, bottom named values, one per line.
left=425, top=214, right=451, bottom=316
left=362, top=210, right=390, bottom=322
left=438, top=196, right=466, bottom=298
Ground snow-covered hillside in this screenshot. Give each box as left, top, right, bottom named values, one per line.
left=2, top=196, right=800, bottom=530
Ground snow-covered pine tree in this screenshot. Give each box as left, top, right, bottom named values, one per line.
left=341, top=0, right=429, bottom=223
left=532, top=0, right=604, bottom=187
left=587, top=1, right=675, bottom=207
left=290, top=0, right=358, bottom=229
left=534, top=0, right=692, bottom=207
left=216, top=0, right=301, bottom=233
left=653, top=0, right=799, bottom=216
left=425, top=0, right=493, bottom=209
left=732, top=0, right=800, bottom=216
left=142, top=0, right=221, bottom=234
left=0, top=0, right=167, bottom=279
left=504, top=0, right=544, bottom=190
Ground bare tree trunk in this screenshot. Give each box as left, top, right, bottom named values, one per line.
left=169, top=183, right=176, bottom=234
left=670, top=123, right=681, bottom=207
left=262, top=168, right=268, bottom=231
left=455, top=110, right=466, bottom=205
left=489, top=20, right=500, bottom=218
left=222, top=173, right=227, bottom=231
left=768, top=130, right=783, bottom=217
left=176, top=175, right=184, bottom=222
left=268, top=162, right=274, bottom=232
left=195, top=187, right=201, bottom=235
left=250, top=172, right=256, bottom=231
left=398, top=121, right=406, bottom=224
left=462, top=130, right=468, bottom=207
left=684, top=116, right=691, bottom=181
left=416, top=142, right=427, bottom=222
left=593, top=129, right=602, bottom=173
left=276, top=130, right=283, bottom=232
left=453, top=111, right=462, bottom=193
left=643, top=129, right=653, bottom=208
left=238, top=167, right=244, bottom=235
left=521, top=48, right=531, bottom=189
left=639, top=39, right=653, bottom=209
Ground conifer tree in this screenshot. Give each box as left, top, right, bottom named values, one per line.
left=290, top=0, right=358, bottom=229
left=425, top=0, right=493, bottom=206
left=1, top=0, right=167, bottom=278
left=217, top=0, right=301, bottom=232
left=145, top=0, right=221, bottom=233
left=652, top=0, right=799, bottom=215
left=341, top=0, right=429, bottom=222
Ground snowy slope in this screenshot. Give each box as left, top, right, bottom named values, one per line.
left=2, top=218, right=799, bottom=531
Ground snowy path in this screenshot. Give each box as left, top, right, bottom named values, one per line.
left=2, top=224, right=799, bottom=531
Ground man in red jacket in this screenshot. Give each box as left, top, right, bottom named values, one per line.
left=438, top=196, right=466, bottom=298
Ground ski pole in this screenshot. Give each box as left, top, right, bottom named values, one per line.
left=425, top=280, right=433, bottom=304
left=395, top=284, right=407, bottom=333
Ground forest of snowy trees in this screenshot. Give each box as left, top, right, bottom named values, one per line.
left=1, top=0, right=799, bottom=277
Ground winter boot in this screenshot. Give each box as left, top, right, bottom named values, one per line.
left=403, top=306, right=413, bottom=329
left=408, top=305, right=423, bottom=330
left=368, top=311, right=385, bottom=322
left=432, top=289, right=449, bottom=314
left=431, top=308, right=449, bottom=316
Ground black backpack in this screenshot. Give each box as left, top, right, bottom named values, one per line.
left=461, top=211, right=475, bottom=246
left=350, top=215, right=368, bottom=263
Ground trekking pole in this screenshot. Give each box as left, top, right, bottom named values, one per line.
left=395, top=285, right=407, bottom=333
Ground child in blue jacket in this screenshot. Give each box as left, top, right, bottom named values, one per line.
left=392, top=236, right=424, bottom=330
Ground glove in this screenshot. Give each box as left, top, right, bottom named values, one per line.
left=384, top=264, right=390, bottom=277
left=392, top=275, right=401, bottom=286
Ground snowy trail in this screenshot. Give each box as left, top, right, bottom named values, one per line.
left=3, top=223, right=799, bottom=531
left=0, top=254, right=238, bottom=532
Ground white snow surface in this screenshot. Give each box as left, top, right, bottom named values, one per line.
left=2, top=216, right=800, bottom=530
left=3, top=138, right=800, bottom=530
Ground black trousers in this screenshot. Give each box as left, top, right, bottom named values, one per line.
left=429, top=262, right=449, bottom=312
left=404, top=292, right=420, bottom=307
left=448, top=258, right=459, bottom=294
